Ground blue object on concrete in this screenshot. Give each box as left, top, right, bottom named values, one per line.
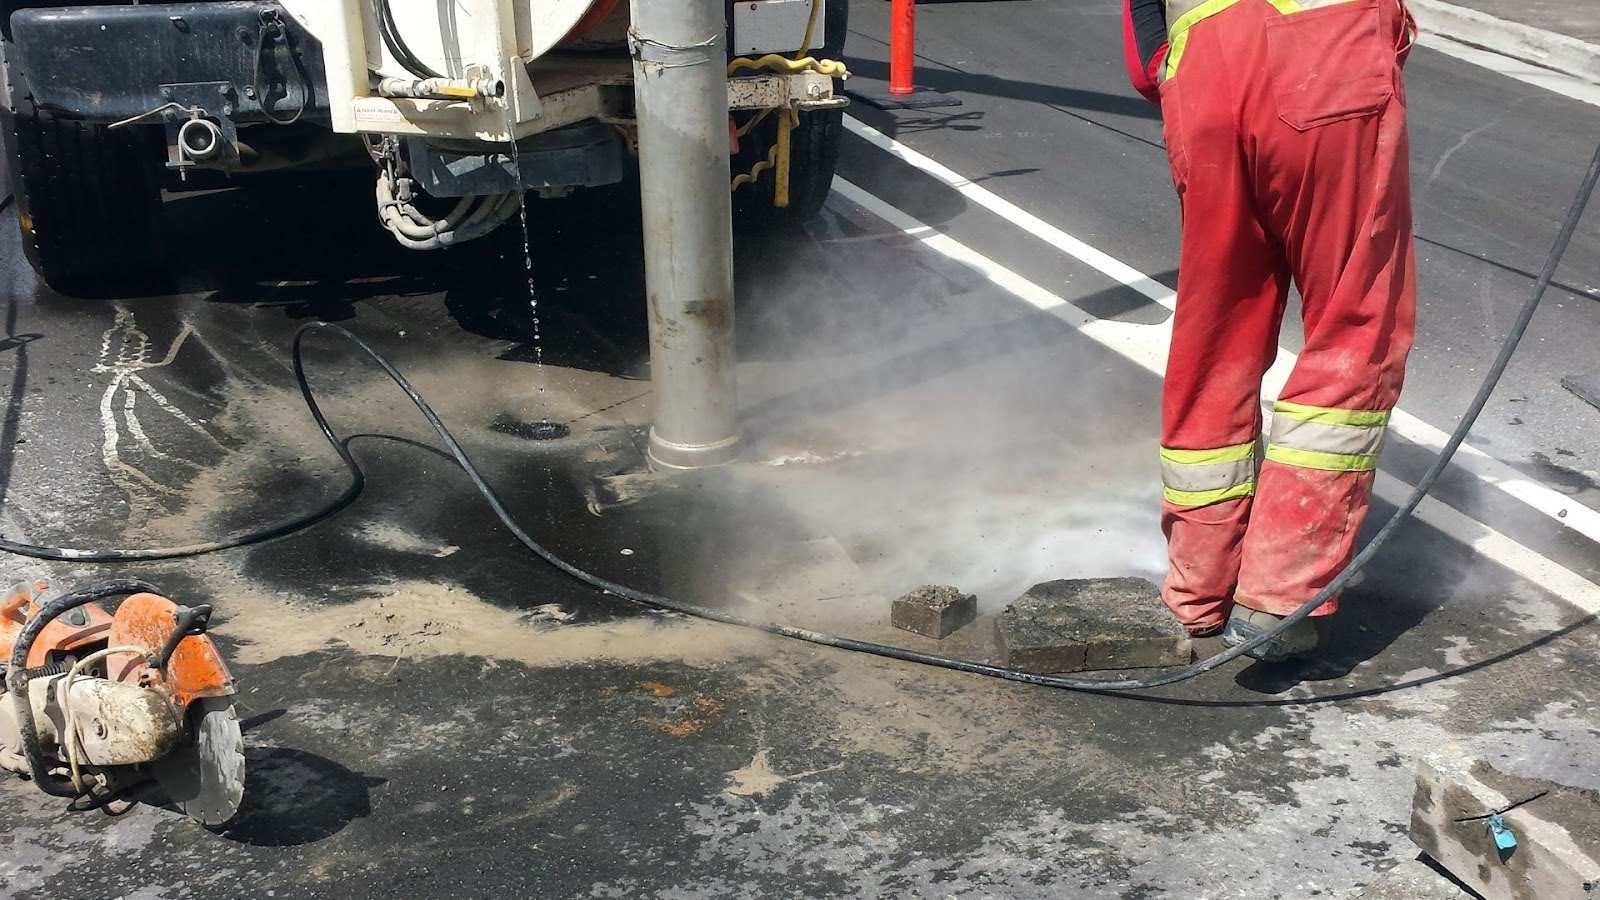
left=1487, top=813, right=1518, bottom=852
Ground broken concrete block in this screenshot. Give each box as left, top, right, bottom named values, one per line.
left=994, top=578, right=1194, bottom=673
left=891, top=585, right=977, bottom=639
left=1410, top=750, right=1600, bottom=900
left=1563, top=374, right=1600, bottom=412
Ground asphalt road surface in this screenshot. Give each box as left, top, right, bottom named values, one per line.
left=2, top=2, right=1598, bottom=898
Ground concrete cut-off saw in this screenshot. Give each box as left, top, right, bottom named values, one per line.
left=0, top=580, right=243, bottom=826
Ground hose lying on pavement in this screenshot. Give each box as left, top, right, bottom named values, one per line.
left=1, top=143, right=1597, bottom=692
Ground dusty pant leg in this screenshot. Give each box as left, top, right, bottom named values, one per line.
left=1156, top=11, right=1293, bottom=634
left=1235, top=0, right=1418, bottom=617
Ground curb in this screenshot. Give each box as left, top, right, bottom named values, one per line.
left=1408, top=0, right=1600, bottom=86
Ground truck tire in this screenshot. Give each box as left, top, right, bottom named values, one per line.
left=729, top=0, right=847, bottom=226
left=732, top=106, right=843, bottom=225
left=2, top=71, right=166, bottom=294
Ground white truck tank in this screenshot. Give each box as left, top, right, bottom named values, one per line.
left=368, top=0, right=627, bottom=80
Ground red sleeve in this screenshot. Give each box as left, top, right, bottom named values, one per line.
left=1123, top=0, right=1169, bottom=104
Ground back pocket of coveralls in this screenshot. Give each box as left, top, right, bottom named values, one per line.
left=1266, top=0, right=1393, bottom=131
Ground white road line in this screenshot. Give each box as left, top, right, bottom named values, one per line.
left=1388, top=469, right=1600, bottom=613
left=842, top=115, right=1600, bottom=555
left=833, top=176, right=1600, bottom=616
left=844, top=117, right=1178, bottom=308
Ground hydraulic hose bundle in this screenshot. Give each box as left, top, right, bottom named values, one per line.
left=375, top=167, right=522, bottom=250
left=0, top=141, right=1596, bottom=693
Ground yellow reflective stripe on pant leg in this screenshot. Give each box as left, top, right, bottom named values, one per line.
left=1160, top=440, right=1257, bottom=507
left=1161, top=457, right=1258, bottom=492
left=1270, top=417, right=1387, bottom=459
left=1272, top=400, right=1391, bottom=429
left=1268, top=400, right=1390, bottom=471
left=1264, top=445, right=1380, bottom=472
left=1164, top=481, right=1256, bottom=507
left=1160, top=441, right=1255, bottom=467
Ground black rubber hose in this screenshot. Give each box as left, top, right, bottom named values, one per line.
left=375, top=0, right=445, bottom=81
left=0, top=465, right=362, bottom=561
left=0, top=145, right=1594, bottom=692
left=5, top=580, right=164, bottom=796
left=252, top=14, right=311, bottom=127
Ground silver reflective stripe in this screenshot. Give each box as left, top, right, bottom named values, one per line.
left=1269, top=416, right=1387, bottom=458
left=1161, top=454, right=1257, bottom=492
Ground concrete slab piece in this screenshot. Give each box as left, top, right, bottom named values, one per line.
left=891, top=585, right=977, bottom=639
left=994, top=578, right=1194, bottom=673
left=1410, top=750, right=1600, bottom=900
left=1562, top=375, right=1600, bottom=412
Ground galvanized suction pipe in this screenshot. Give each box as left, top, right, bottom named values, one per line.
left=629, top=0, right=741, bottom=469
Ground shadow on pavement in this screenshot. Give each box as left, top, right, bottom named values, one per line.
left=847, top=57, right=1162, bottom=123
left=1414, top=232, right=1593, bottom=303
left=0, top=292, right=36, bottom=510
left=211, top=747, right=386, bottom=848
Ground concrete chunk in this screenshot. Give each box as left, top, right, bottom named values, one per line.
left=1410, top=750, right=1600, bottom=900
left=891, top=585, right=977, bottom=639
left=994, top=578, right=1193, bottom=673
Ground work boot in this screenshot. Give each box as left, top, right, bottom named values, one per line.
left=1222, top=606, right=1320, bottom=662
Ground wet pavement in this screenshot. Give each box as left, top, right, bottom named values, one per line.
left=3, top=1, right=1600, bottom=897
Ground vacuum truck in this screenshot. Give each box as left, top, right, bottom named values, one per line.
left=0, top=0, right=848, bottom=290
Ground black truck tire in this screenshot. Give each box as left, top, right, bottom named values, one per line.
left=732, top=106, right=843, bottom=225
left=2, top=76, right=166, bottom=294
left=728, top=0, right=847, bottom=226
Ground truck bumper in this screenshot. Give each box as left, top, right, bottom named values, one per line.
left=8, top=2, right=329, bottom=124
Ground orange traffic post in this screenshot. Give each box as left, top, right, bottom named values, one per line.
left=890, top=0, right=915, bottom=95
left=847, top=0, right=961, bottom=110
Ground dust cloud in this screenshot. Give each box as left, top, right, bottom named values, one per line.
left=723, top=217, right=1169, bottom=614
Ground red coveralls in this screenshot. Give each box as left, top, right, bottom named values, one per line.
left=1141, top=0, right=1418, bottom=634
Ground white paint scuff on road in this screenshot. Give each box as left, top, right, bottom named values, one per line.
left=841, top=115, right=1600, bottom=563
left=92, top=307, right=217, bottom=504
left=832, top=176, right=1600, bottom=617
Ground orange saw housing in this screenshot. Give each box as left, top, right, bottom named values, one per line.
left=1, top=582, right=233, bottom=705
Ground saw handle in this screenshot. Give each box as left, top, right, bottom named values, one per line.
left=150, top=605, right=213, bottom=675
left=1, top=589, right=28, bottom=620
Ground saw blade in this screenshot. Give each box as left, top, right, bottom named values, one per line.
left=150, top=697, right=245, bottom=827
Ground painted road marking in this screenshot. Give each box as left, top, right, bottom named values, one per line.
left=842, top=115, right=1600, bottom=559
left=91, top=306, right=218, bottom=505
left=834, top=176, right=1600, bottom=616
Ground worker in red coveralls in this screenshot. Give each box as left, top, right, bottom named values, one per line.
left=1122, top=0, right=1418, bottom=660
